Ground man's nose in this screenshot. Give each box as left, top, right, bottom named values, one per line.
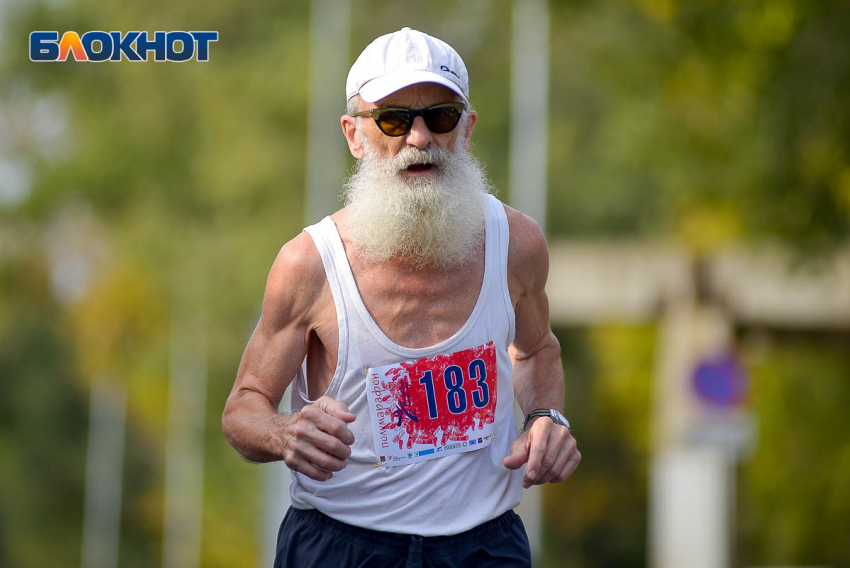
left=405, top=116, right=433, bottom=149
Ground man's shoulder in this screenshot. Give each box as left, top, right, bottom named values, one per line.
left=501, top=203, right=549, bottom=293
left=262, top=231, right=328, bottom=323
left=271, top=230, right=325, bottom=282
left=501, top=203, right=547, bottom=263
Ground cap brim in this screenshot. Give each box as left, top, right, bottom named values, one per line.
left=358, top=70, right=468, bottom=104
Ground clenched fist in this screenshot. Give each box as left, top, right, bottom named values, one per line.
left=281, top=396, right=356, bottom=481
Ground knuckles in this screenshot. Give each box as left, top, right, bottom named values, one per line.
left=293, top=420, right=310, bottom=439
left=329, top=422, right=347, bottom=439
left=290, top=440, right=307, bottom=458
left=339, top=443, right=352, bottom=459
left=314, top=454, right=334, bottom=470
left=300, top=404, right=321, bottom=421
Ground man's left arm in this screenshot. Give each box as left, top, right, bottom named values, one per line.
left=502, top=206, right=581, bottom=488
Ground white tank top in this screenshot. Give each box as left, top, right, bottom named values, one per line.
left=289, top=194, right=523, bottom=536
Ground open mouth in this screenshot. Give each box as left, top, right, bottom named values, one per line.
left=404, top=162, right=436, bottom=174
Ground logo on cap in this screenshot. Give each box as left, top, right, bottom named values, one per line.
left=440, top=65, right=460, bottom=79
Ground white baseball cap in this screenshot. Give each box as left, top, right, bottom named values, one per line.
left=346, top=27, right=470, bottom=105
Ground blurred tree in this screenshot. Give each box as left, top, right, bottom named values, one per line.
left=544, top=325, right=654, bottom=568
left=737, top=331, right=850, bottom=568
left=0, top=250, right=88, bottom=567
left=548, top=0, right=850, bottom=253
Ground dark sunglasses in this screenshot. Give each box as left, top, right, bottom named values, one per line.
left=350, top=102, right=466, bottom=137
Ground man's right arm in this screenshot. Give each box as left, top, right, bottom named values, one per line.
left=221, top=233, right=355, bottom=481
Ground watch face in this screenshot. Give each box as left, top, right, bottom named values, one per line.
left=550, top=410, right=570, bottom=430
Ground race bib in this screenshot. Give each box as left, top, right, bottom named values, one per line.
left=366, top=341, right=498, bottom=467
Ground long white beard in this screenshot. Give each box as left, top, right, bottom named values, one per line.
left=343, top=135, right=493, bottom=270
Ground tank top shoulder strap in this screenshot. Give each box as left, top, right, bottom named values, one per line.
left=486, top=194, right=516, bottom=346
left=297, top=217, right=350, bottom=401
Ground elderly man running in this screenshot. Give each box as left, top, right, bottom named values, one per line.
left=223, top=26, right=580, bottom=568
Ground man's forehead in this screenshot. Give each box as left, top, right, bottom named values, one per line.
left=370, top=83, right=462, bottom=108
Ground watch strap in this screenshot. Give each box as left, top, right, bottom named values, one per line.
left=523, top=408, right=569, bottom=431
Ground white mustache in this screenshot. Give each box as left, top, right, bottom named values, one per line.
left=392, top=146, right=450, bottom=171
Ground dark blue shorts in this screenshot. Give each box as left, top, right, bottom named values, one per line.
left=274, top=506, right=532, bottom=568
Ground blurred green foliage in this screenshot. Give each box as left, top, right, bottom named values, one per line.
left=0, top=250, right=88, bottom=567
left=548, top=0, right=850, bottom=253
left=0, top=0, right=848, bottom=567
left=738, top=331, right=850, bottom=567
left=545, top=325, right=655, bottom=568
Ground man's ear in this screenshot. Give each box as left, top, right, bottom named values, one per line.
left=341, top=115, right=364, bottom=159
left=461, top=109, right=478, bottom=151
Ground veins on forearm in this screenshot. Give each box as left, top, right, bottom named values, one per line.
left=512, top=336, right=564, bottom=414
left=223, top=394, right=294, bottom=463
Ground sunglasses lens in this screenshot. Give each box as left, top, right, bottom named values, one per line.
left=375, top=110, right=411, bottom=136
left=424, top=106, right=462, bottom=133
left=370, top=105, right=463, bottom=136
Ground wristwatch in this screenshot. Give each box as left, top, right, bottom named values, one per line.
left=523, top=409, right=571, bottom=432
